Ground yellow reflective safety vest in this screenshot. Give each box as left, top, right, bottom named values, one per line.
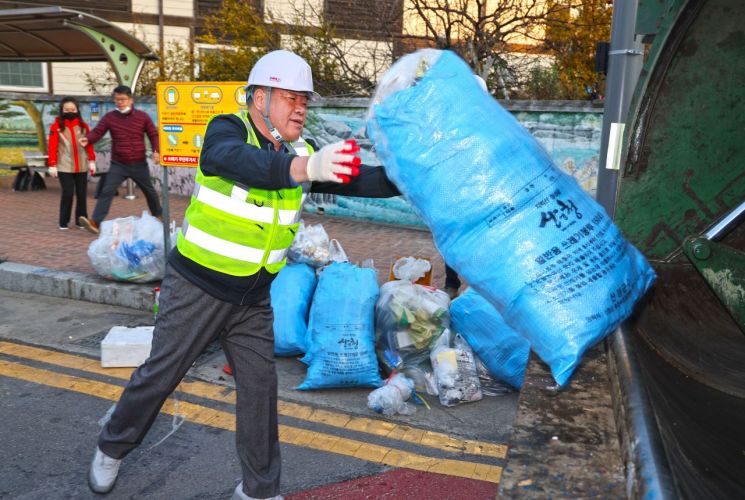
left=177, top=111, right=312, bottom=276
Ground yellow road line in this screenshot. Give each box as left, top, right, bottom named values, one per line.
left=0, top=358, right=502, bottom=484
left=0, top=341, right=507, bottom=459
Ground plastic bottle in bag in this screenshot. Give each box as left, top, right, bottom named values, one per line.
left=367, top=374, right=416, bottom=416
left=153, top=287, right=160, bottom=321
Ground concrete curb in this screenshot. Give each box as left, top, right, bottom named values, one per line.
left=0, top=261, right=155, bottom=312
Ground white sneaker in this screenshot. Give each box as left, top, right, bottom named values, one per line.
left=231, top=482, right=283, bottom=500
left=88, top=446, right=122, bottom=494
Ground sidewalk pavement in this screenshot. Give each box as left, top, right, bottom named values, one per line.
left=0, top=182, right=448, bottom=309
left=0, top=181, right=626, bottom=498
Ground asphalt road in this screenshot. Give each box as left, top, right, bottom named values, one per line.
left=0, top=289, right=516, bottom=499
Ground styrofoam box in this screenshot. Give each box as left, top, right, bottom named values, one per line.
left=101, top=326, right=154, bottom=368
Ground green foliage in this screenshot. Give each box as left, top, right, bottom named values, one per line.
left=516, top=65, right=567, bottom=100
left=198, top=0, right=279, bottom=82
left=544, top=0, right=612, bottom=99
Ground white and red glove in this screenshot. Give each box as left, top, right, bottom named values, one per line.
left=88, top=161, right=96, bottom=176
left=307, top=139, right=361, bottom=184
left=48, top=166, right=58, bottom=178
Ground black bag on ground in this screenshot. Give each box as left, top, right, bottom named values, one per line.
left=12, top=169, right=46, bottom=191
left=30, top=171, right=46, bottom=190
left=12, top=169, right=30, bottom=191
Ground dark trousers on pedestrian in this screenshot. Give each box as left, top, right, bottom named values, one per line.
left=92, top=160, right=162, bottom=223
left=57, top=171, right=88, bottom=227
left=98, top=265, right=281, bottom=498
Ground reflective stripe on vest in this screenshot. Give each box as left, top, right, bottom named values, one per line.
left=177, top=112, right=313, bottom=276
left=192, top=183, right=302, bottom=225
left=182, top=221, right=288, bottom=265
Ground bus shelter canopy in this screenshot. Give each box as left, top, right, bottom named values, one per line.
left=0, top=6, right=156, bottom=62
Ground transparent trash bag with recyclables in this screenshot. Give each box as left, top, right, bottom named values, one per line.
left=375, top=279, right=450, bottom=374
left=288, top=220, right=348, bottom=268
left=87, top=211, right=176, bottom=283
left=429, top=329, right=482, bottom=407
left=367, top=48, right=656, bottom=386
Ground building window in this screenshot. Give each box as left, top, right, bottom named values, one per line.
left=194, top=43, right=235, bottom=78
left=0, top=62, right=48, bottom=91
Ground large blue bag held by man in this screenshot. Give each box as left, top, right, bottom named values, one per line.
left=450, top=288, right=530, bottom=390
left=367, top=49, right=656, bottom=386
left=271, top=263, right=317, bottom=356
left=297, top=262, right=382, bottom=390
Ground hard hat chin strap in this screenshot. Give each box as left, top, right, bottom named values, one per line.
left=262, top=87, right=297, bottom=155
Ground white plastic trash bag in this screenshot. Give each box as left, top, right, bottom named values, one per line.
left=391, top=256, right=431, bottom=282
left=367, top=373, right=416, bottom=416
left=87, top=211, right=172, bottom=283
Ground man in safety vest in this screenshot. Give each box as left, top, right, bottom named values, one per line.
left=88, top=50, right=400, bottom=499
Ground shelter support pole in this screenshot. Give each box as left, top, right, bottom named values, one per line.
left=595, top=0, right=644, bottom=218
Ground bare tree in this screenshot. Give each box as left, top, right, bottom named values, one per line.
left=404, top=0, right=579, bottom=98
left=275, top=0, right=404, bottom=97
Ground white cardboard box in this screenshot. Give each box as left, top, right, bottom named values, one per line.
left=100, top=326, right=154, bottom=368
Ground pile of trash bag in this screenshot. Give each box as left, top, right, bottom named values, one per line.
left=87, top=211, right=174, bottom=283
left=367, top=49, right=656, bottom=386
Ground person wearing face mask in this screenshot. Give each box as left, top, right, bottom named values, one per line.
left=47, top=96, right=97, bottom=230
left=77, top=85, right=162, bottom=234
left=87, top=50, right=400, bottom=499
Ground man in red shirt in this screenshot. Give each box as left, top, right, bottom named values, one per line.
left=78, top=85, right=162, bottom=233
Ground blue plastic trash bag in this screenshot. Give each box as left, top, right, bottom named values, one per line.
left=450, top=288, right=530, bottom=389
left=271, top=263, right=317, bottom=356
left=117, top=239, right=156, bottom=268
left=297, top=262, right=382, bottom=390
left=367, top=49, right=656, bottom=386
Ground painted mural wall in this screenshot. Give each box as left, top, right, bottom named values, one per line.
left=0, top=95, right=601, bottom=228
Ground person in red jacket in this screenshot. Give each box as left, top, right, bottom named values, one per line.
left=78, top=85, right=162, bottom=234
left=47, top=96, right=97, bottom=230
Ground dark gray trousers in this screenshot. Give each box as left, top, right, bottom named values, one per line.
left=92, top=160, right=162, bottom=223
left=99, top=265, right=281, bottom=498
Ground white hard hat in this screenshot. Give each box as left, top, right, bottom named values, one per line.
left=247, top=50, right=320, bottom=101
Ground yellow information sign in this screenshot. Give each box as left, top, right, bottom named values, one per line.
left=156, top=82, right=247, bottom=167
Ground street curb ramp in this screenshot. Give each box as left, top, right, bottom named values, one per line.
left=0, top=261, right=154, bottom=311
